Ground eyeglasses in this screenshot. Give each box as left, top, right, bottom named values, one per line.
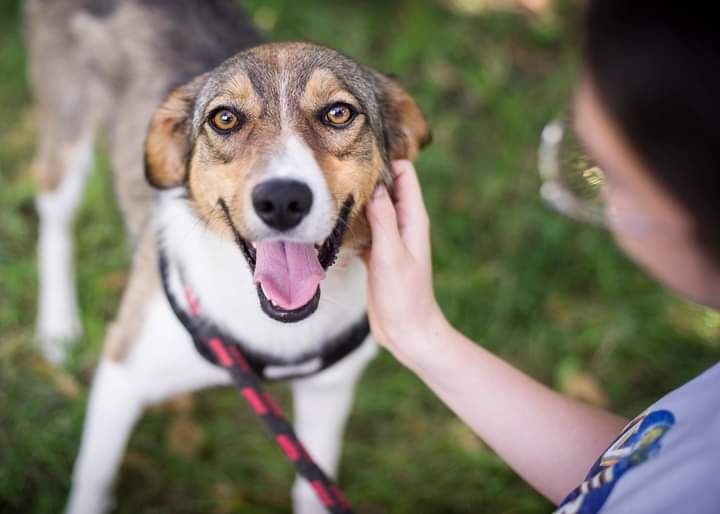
left=538, top=117, right=607, bottom=227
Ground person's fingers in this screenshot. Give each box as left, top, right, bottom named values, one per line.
left=366, top=185, right=403, bottom=265
left=393, top=160, right=429, bottom=230
left=391, top=160, right=430, bottom=255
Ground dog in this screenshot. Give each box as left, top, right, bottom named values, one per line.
left=27, top=0, right=429, bottom=512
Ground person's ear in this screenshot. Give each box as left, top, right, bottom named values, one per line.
left=144, top=74, right=207, bottom=189
left=375, top=73, right=432, bottom=162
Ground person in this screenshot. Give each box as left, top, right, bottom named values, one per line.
left=364, top=2, right=720, bottom=513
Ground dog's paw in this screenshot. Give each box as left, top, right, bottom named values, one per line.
left=36, top=312, right=82, bottom=365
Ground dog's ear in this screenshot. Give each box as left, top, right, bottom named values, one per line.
left=375, top=73, right=431, bottom=162
left=145, top=74, right=207, bottom=189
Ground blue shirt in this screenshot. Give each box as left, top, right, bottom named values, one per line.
left=554, top=362, right=720, bottom=514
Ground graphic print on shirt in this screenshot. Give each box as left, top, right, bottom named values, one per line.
left=554, top=409, right=675, bottom=514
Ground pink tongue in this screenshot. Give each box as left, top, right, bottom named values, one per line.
left=253, top=241, right=325, bottom=311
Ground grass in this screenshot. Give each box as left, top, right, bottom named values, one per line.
left=1, top=1, right=719, bottom=513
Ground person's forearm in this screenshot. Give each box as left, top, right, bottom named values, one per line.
left=365, top=161, right=627, bottom=503
left=401, top=316, right=628, bottom=505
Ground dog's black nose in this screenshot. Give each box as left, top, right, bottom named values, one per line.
left=252, top=180, right=313, bottom=231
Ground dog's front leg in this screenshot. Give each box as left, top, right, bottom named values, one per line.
left=35, top=135, right=95, bottom=364
left=65, top=359, right=143, bottom=514
left=291, top=339, right=377, bottom=514
left=66, top=292, right=231, bottom=514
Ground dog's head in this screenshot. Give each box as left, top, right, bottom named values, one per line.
left=146, top=42, right=430, bottom=323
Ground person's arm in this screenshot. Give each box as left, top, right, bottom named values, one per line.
left=365, top=160, right=628, bottom=505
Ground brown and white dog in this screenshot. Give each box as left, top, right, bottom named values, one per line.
left=26, top=1, right=429, bottom=513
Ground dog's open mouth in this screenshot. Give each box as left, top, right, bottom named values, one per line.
left=219, top=197, right=354, bottom=323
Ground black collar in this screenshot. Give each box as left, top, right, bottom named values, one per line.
left=158, top=249, right=370, bottom=381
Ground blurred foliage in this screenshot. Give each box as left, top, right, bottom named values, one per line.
left=1, top=0, right=718, bottom=513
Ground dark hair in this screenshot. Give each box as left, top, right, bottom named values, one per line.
left=583, top=2, right=720, bottom=263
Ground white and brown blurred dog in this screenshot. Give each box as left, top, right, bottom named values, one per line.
left=26, top=0, right=429, bottom=513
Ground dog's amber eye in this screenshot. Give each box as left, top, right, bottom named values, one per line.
left=209, top=107, right=243, bottom=134
left=322, top=103, right=356, bottom=127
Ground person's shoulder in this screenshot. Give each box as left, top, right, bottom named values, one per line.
left=650, top=362, right=720, bottom=419
left=554, top=363, right=720, bottom=514
left=598, top=363, right=720, bottom=514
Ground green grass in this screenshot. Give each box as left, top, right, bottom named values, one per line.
left=1, top=1, right=719, bottom=513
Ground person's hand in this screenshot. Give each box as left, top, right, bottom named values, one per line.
left=365, top=160, right=446, bottom=366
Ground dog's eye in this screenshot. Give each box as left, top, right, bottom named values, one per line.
left=208, top=107, right=243, bottom=134
left=322, top=103, right=356, bottom=128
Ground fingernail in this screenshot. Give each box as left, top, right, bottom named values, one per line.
left=373, top=186, right=387, bottom=200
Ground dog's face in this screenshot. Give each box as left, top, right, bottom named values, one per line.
left=146, top=42, right=429, bottom=323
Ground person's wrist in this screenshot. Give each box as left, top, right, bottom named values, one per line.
left=393, top=302, right=450, bottom=372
